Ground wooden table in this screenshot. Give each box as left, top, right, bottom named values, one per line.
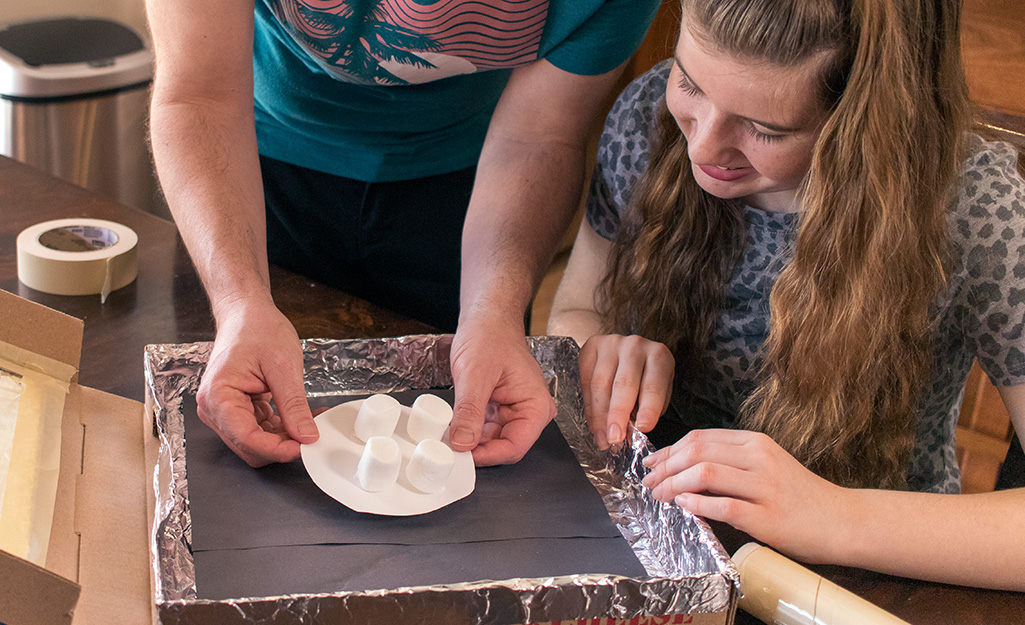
left=0, top=155, right=431, bottom=402
left=1, top=155, right=1021, bottom=623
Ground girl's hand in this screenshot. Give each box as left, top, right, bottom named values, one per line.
left=578, top=334, right=674, bottom=449
left=642, top=429, right=852, bottom=563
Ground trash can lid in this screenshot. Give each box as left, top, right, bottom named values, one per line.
left=0, top=18, right=144, bottom=66
left=0, top=17, right=153, bottom=100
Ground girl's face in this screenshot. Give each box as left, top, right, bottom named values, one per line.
left=666, top=25, right=831, bottom=213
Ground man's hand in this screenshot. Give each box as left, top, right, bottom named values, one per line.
left=196, top=300, right=318, bottom=467
left=449, top=60, right=631, bottom=466
left=448, top=315, right=555, bottom=466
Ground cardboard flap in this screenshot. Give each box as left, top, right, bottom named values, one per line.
left=0, top=292, right=153, bottom=624
left=0, top=290, right=83, bottom=378
left=45, top=384, right=82, bottom=582
left=0, top=549, right=78, bottom=625
left=74, top=387, right=153, bottom=625
left=35, top=384, right=153, bottom=625
left=0, top=291, right=83, bottom=625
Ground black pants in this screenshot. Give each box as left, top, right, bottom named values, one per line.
left=261, top=155, right=475, bottom=332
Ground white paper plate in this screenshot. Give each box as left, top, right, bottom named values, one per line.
left=301, top=399, right=475, bottom=516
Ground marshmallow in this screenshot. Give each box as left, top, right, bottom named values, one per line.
left=405, top=439, right=456, bottom=493
left=354, top=393, right=401, bottom=442
left=356, top=436, right=401, bottom=492
left=406, top=393, right=453, bottom=442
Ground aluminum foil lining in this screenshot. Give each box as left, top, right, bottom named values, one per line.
left=144, top=335, right=739, bottom=624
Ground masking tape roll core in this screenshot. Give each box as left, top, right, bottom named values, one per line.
left=17, top=218, right=139, bottom=301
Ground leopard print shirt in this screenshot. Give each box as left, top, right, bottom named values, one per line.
left=586, top=61, right=1025, bottom=492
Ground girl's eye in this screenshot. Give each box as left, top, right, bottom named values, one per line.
left=677, top=73, right=702, bottom=97
left=746, top=124, right=786, bottom=144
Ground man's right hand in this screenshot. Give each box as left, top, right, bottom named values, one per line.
left=196, top=300, right=319, bottom=467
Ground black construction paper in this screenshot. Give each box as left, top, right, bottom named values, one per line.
left=183, top=389, right=647, bottom=600
left=193, top=536, right=644, bottom=600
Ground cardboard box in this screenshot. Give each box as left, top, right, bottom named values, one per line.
left=0, top=290, right=154, bottom=625
left=0, top=292, right=736, bottom=624
left=147, top=336, right=739, bottom=625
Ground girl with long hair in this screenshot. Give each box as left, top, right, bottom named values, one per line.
left=549, top=0, right=1025, bottom=589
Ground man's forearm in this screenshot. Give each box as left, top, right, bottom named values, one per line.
left=146, top=0, right=267, bottom=321
left=149, top=96, right=273, bottom=320
left=458, top=58, right=627, bottom=330
left=460, top=137, right=585, bottom=327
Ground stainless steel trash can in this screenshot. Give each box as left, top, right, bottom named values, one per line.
left=0, top=17, right=162, bottom=215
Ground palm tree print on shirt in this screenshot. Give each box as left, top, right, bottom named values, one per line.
left=269, top=0, right=550, bottom=85
left=283, top=0, right=441, bottom=84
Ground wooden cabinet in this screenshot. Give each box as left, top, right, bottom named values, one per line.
left=958, top=364, right=1015, bottom=492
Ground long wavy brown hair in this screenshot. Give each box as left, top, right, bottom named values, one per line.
left=601, top=0, right=972, bottom=488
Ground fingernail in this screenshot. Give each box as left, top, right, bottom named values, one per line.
left=298, top=420, right=318, bottom=439
left=450, top=427, right=475, bottom=447
left=607, top=424, right=622, bottom=444
left=642, top=454, right=656, bottom=467
left=675, top=494, right=691, bottom=509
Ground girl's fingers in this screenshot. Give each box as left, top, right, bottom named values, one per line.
left=674, top=492, right=756, bottom=530
left=580, top=335, right=637, bottom=449
left=586, top=352, right=623, bottom=449
left=643, top=430, right=764, bottom=489
left=633, top=344, right=674, bottom=433
left=648, top=461, right=762, bottom=504
left=580, top=335, right=676, bottom=450
left=605, top=345, right=650, bottom=445
left=669, top=428, right=764, bottom=449
left=577, top=340, right=607, bottom=448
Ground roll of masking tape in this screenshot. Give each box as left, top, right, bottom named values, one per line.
left=733, top=543, right=910, bottom=625
left=17, top=218, right=139, bottom=303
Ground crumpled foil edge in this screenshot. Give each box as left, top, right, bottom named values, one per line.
left=144, top=335, right=739, bottom=624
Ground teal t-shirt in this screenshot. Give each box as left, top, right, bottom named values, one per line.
left=253, top=0, right=660, bottom=181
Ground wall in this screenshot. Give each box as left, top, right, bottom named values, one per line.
left=1, top=0, right=147, bottom=38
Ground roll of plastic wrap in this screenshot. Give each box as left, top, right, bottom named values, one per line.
left=734, top=543, right=910, bottom=625
left=17, top=218, right=138, bottom=303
